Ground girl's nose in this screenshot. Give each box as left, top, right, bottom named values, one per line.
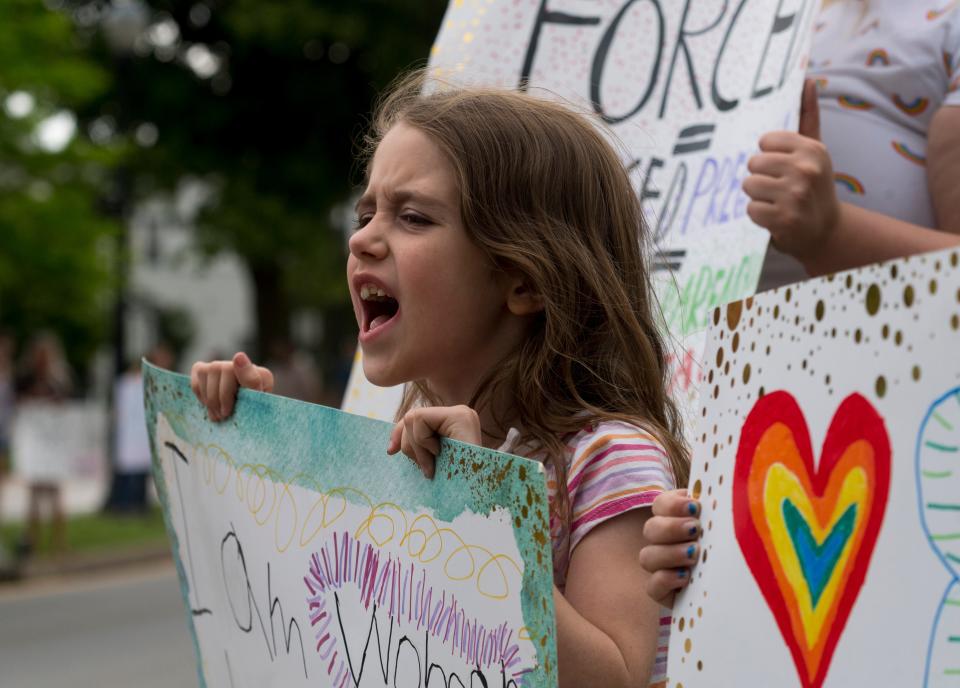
left=348, top=215, right=388, bottom=260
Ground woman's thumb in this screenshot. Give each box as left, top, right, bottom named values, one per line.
left=798, top=78, right=821, bottom=141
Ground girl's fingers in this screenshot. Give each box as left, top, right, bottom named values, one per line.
left=638, top=541, right=700, bottom=575
left=256, top=366, right=275, bottom=393
left=231, top=352, right=276, bottom=393
left=644, top=513, right=702, bottom=546
left=387, top=422, right=403, bottom=455
left=645, top=567, right=691, bottom=607
left=651, top=489, right=698, bottom=518
left=218, top=365, right=239, bottom=420
left=190, top=362, right=206, bottom=406
left=205, top=368, right=222, bottom=421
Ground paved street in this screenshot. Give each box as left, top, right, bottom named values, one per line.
left=0, top=563, right=197, bottom=688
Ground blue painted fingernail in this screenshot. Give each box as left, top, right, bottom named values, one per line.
left=677, top=568, right=687, bottom=579
left=687, top=545, right=696, bottom=559
left=688, top=525, right=699, bottom=537
left=687, top=501, right=699, bottom=516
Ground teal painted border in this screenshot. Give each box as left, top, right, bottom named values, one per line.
left=143, top=362, right=558, bottom=687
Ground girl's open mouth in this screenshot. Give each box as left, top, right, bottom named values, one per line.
left=359, top=283, right=400, bottom=333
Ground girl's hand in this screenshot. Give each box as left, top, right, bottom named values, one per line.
left=189, top=352, right=275, bottom=422
left=638, top=488, right=701, bottom=607
left=742, top=79, right=840, bottom=267
left=387, top=405, right=482, bottom=479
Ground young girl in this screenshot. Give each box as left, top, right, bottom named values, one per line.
left=191, top=72, right=689, bottom=687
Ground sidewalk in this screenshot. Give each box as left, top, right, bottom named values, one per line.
left=0, top=475, right=171, bottom=583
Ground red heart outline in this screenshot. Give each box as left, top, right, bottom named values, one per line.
left=733, top=391, right=891, bottom=688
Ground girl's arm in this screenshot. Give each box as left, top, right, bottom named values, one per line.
left=557, top=508, right=662, bottom=688
left=743, top=84, right=960, bottom=276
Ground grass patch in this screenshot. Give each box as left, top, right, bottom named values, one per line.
left=1, top=508, right=170, bottom=559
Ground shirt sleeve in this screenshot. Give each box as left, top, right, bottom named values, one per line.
left=944, top=8, right=960, bottom=107
left=565, top=421, right=676, bottom=555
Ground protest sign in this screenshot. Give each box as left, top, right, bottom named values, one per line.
left=11, top=401, right=106, bottom=481
left=668, top=246, right=960, bottom=687
left=145, top=364, right=557, bottom=687
left=344, top=0, right=818, bottom=423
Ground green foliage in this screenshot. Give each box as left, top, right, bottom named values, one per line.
left=92, top=0, right=447, bottom=351
left=0, top=0, right=118, bottom=375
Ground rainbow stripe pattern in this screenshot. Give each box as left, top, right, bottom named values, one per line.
left=866, top=49, right=890, bottom=66
left=833, top=173, right=865, bottom=195
left=927, top=2, right=958, bottom=21
left=891, top=141, right=926, bottom=166
left=838, top=95, right=873, bottom=110
left=893, top=94, right=931, bottom=116
left=734, top=392, right=891, bottom=688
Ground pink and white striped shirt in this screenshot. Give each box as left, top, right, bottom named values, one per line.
left=503, top=419, right=675, bottom=686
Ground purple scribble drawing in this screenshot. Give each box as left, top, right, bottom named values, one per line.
left=305, top=531, right=530, bottom=687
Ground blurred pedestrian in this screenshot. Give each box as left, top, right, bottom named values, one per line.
left=109, top=343, right=174, bottom=514
left=0, top=332, right=16, bottom=576
left=755, top=0, right=960, bottom=288
left=13, top=332, right=74, bottom=554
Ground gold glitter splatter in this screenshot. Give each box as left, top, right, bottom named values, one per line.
left=692, top=479, right=702, bottom=499
left=697, top=660, right=703, bottom=671
left=743, top=364, right=752, bottom=384
left=894, top=330, right=903, bottom=346
left=854, top=329, right=863, bottom=343
left=732, top=332, right=740, bottom=352
left=904, top=284, right=915, bottom=307
left=865, top=284, right=881, bottom=315
left=815, top=300, right=825, bottom=321
left=785, top=287, right=792, bottom=302
left=875, top=375, right=887, bottom=398
left=716, top=348, right=724, bottom=367
left=685, top=638, right=692, bottom=653
left=952, top=314, right=959, bottom=330
left=726, top=301, right=743, bottom=329
left=882, top=324, right=890, bottom=339
left=929, top=279, right=938, bottom=294
left=679, top=617, right=685, bottom=631
left=912, top=365, right=921, bottom=381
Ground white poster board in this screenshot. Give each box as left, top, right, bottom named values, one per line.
left=669, top=246, right=960, bottom=687
left=146, top=365, right=558, bottom=687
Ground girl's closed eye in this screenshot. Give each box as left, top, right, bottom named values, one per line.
left=400, top=211, right=432, bottom=227
left=353, top=212, right=374, bottom=230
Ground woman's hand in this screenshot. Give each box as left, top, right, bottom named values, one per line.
left=638, top=488, right=701, bottom=607
left=743, top=79, right=841, bottom=267
left=189, top=352, right=275, bottom=422
left=387, top=405, right=481, bottom=479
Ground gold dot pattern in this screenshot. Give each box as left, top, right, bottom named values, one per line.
left=669, top=248, right=960, bottom=686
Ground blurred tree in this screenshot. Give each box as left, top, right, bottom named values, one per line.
left=79, top=0, right=447, bottom=359
left=0, top=0, right=117, bottom=379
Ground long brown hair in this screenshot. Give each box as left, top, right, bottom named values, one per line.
left=361, top=71, right=690, bottom=530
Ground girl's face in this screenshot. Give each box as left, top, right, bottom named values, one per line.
left=347, top=123, right=526, bottom=404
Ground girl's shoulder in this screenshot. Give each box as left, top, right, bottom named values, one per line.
left=563, top=418, right=673, bottom=481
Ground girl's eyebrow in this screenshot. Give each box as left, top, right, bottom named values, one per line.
left=354, top=188, right=448, bottom=214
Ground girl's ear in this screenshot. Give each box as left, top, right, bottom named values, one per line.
left=505, top=274, right=544, bottom=316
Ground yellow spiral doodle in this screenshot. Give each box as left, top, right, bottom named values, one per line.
left=168, top=436, right=524, bottom=599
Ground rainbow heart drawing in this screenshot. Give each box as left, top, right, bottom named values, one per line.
left=733, top=391, right=891, bottom=688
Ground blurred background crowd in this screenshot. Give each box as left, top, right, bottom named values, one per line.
left=0, top=0, right=446, bottom=579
